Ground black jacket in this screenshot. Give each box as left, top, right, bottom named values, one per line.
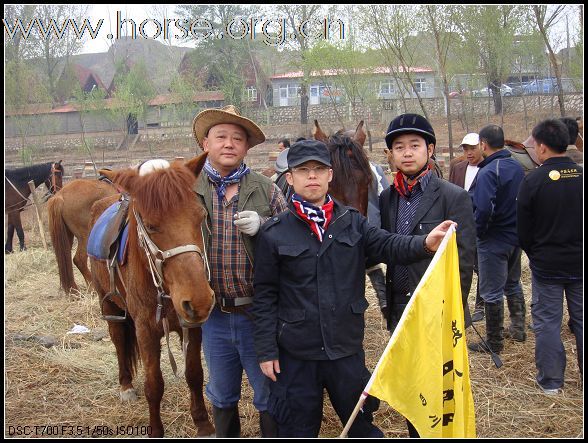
left=252, top=199, right=430, bottom=362
left=517, top=156, right=583, bottom=279
left=379, top=175, right=476, bottom=330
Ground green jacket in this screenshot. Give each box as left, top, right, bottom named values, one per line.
left=196, top=170, right=276, bottom=262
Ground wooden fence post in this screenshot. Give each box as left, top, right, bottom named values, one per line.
left=27, top=180, right=48, bottom=250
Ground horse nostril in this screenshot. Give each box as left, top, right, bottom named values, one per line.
left=182, top=301, right=196, bottom=320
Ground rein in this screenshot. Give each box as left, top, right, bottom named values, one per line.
left=134, top=207, right=213, bottom=377
left=4, top=176, right=34, bottom=212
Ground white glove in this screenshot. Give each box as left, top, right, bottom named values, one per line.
left=233, top=210, right=261, bottom=236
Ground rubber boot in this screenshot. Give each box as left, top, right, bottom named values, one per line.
left=505, top=293, right=527, bottom=342
left=468, top=301, right=504, bottom=354
left=212, top=405, right=241, bottom=438
left=259, top=411, right=277, bottom=438
left=367, top=267, right=388, bottom=319
left=471, top=281, right=485, bottom=323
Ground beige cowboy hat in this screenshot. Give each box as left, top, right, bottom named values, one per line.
left=192, top=105, right=266, bottom=149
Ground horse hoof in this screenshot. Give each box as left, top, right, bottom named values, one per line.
left=120, top=388, right=138, bottom=402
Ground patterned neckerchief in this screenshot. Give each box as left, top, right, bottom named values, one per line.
left=203, top=159, right=250, bottom=201
left=291, top=193, right=334, bottom=242
left=393, top=163, right=432, bottom=198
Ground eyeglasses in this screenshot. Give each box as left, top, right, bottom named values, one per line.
left=291, top=165, right=330, bottom=176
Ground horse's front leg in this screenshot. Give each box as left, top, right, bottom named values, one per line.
left=5, top=222, right=15, bottom=253
left=185, top=327, right=215, bottom=437
left=137, top=323, right=165, bottom=437
left=15, top=220, right=26, bottom=251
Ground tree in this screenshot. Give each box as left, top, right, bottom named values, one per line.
left=274, top=4, right=325, bottom=124
left=420, top=5, right=461, bottom=159
left=176, top=4, right=253, bottom=110
left=361, top=5, right=431, bottom=119
left=455, top=5, right=525, bottom=116
left=32, top=5, right=89, bottom=104
left=3, top=5, right=40, bottom=64
left=304, top=41, right=378, bottom=128
left=530, top=5, right=568, bottom=116
left=110, top=60, right=156, bottom=135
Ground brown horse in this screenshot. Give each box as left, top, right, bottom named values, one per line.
left=47, top=178, right=119, bottom=294
left=5, top=161, right=64, bottom=253
left=88, top=153, right=215, bottom=437
left=449, top=139, right=540, bottom=177
left=312, top=120, right=372, bottom=216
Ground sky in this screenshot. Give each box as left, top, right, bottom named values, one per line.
left=81, top=4, right=187, bottom=54
left=79, top=4, right=582, bottom=55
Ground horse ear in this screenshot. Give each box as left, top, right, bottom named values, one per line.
left=312, top=119, right=329, bottom=143
left=353, top=120, right=366, bottom=147
left=98, top=169, right=115, bottom=181
left=185, top=151, right=209, bottom=178
left=99, top=168, right=138, bottom=194
left=57, top=160, right=63, bottom=165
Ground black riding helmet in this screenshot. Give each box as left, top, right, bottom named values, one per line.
left=385, top=113, right=436, bottom=148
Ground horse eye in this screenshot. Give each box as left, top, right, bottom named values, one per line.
left=144, top=224, right=159, bottom=234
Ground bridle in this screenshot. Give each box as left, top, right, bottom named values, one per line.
left=133, top=206, right=214, bottom=377
left=134, top=207, right=211, bottom=288
left=49, top=162, right=63, bottom=194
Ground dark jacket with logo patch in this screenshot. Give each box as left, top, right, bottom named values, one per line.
left=252, top=198, right=429, bottom=363
left=379, top=174, right=476, bottom=330
left=517, top=156, right=583, bottom=280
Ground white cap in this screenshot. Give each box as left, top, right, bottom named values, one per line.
left=460, top=133, right=479, bottom=147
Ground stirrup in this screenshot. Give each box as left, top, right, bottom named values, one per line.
left=101, top=290, right=128, bottom=322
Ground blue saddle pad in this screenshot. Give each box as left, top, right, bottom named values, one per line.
left=88, top=200, right=129, bottom=262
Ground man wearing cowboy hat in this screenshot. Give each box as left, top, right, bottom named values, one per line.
left=193, top=105, right=288, bottom=437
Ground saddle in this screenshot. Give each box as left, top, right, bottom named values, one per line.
left=504, top=139, right=540, bottom=175
left=87, top=195, right=131, bottom=322
left=88, top=195, right=130, bottom=262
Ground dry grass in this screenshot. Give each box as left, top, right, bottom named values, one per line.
left=4, top=113, right=584, bottom=437
left=4, top=213, right=583, bottom=438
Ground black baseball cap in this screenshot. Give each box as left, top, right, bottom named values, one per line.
left=287, top=140, right=331, bottom=169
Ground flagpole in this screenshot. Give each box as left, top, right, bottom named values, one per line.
left=339, top=225, right=456, bottom=438
left=339, top=392, right=368, bottom=437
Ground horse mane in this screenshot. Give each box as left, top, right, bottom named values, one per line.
left=328, top=132, right=373, bottom=188
left=114, top=164, right=199, bottom=221
left=5, top=162, right=53, bottom=183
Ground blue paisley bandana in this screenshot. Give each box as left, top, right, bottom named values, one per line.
left=203, top=159, right=250, bottom=201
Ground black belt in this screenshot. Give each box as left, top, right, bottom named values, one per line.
left=218, top=296, right=253, bottom=308
left=217, top=297, right=254, bottom=319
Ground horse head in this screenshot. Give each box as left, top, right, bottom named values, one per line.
left=313, top=120, right=372, bottom=215
left=98, top=153, right=214, bottom=327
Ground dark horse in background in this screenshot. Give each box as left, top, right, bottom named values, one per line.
left=87, top=153, right=215, bottom=437
left=312, top=120, right=373, bottom=216
left=4, top=161, right=64, bottom=253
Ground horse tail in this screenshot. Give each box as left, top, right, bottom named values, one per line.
left=124, top=316, right=140, bottom=378
left=47, top=194, right=77, bottom=293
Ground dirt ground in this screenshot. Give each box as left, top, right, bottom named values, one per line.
left=4, top=110, right=584, bottom=438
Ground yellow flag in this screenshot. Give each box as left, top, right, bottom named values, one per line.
left=367, top=227, right=476, bottom=437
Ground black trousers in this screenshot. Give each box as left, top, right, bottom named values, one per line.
left=267, top=348, right=383, bottom=437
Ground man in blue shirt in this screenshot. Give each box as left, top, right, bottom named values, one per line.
left=468, top=124, right=526, bottom=355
